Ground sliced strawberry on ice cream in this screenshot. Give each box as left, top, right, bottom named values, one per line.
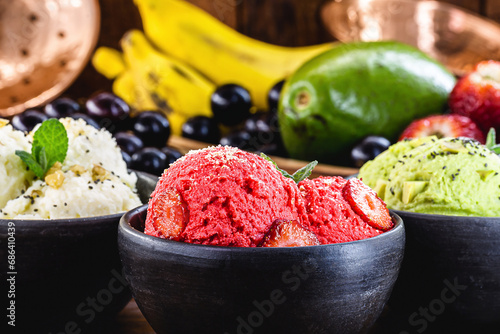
left=342, top=178, right=393, bottom=231
left=145, top=187, right=188, bottom=240
left=398, top=114, right=485, bottom=143
left=261, top=219, right=320, bottom=247
left=449, top=60, right=500, bottom=139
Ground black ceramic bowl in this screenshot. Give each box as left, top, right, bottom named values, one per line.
left=0, top=171, right=157, bottom=333
left=384, top=211, right=500, bottom=334
left=119, top=206, right=405, bottom=334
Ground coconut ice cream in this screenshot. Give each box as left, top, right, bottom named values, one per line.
left=0, top=120, right=33, bottom=209
left=0, top=118, right=141, bottom=219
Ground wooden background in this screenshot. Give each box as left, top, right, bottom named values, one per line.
left=64, top=0, right=500, bottom=99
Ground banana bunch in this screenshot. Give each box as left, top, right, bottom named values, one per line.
left=92, top=30, right=215, bottom=135
left=92, top=0, right=336, bottom=134
left=135, top=0, right=335, bottom=110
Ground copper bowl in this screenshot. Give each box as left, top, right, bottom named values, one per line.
left=0, top=0, right=100, bottom=117
left=321, top=0, right=500, bottom=76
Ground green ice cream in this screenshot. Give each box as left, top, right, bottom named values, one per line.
left=358, top=136, right=500, bottom=216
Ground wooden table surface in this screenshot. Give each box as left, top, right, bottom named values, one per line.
left=111, top=300, right=155, bottom=334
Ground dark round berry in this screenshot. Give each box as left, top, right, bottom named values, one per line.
left=114, top=132, right=144, bottom=156
left=161, top=147, right=183, bottom=165
left=132, top=111, right=171, bottom=147
left=267, top=79, right=285, bottom=111
left=44, top=97, right=81, bottom=118
left=11, top=109, right=48, bottom=132
left=129, top=147, right=168, bottom=176
left=182, top=116, right=220, bottom=144
left=70, top=113, right=100, bottom=129
left=211, top=84, right=252, bottom=126
left=121, top=151, right=132, bottom=167
left=219, top=131, right=253, bottom=150
left=254, top=143, right=286, bottom=156
left=244, top=112, right=283, bottom=148
left=351, top=136, right=391, bottom=168
left=85, top=92, right=130, bottom=130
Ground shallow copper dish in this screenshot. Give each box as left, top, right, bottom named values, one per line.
left=0, top=0, right=100, bottom=117
left=321, top=0, right=500, bottom=76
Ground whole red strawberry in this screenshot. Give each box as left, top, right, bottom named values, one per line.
left=398, top=114, right=485, bottom=143
left=449, top=60, right=500, bottom=139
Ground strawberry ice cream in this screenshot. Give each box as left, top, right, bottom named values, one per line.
left=145, top=146, right=392, bottom=247
left=298, top=177, right=385, bottom=244
left=145, top=146, right=306, bottom=247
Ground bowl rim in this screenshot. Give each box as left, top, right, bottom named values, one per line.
left=119, top=204, right=405, bottom=251
left=0, top=170, right=156, bottom=226
left=391, top=209, right=500, bottom=221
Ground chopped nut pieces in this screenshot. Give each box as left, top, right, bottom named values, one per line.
left=70, top=165, right=85, bottom=176
left=92, top=164, right=110, bottom=182
left=45, top=170, right=65, bottom=189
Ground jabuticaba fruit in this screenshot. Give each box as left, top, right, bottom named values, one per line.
left=278, top=41, right=456, bottom=165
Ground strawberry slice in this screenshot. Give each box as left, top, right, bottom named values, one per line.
left=449, top=60, right=500, bottom=139
left=146, top=187, right=188, bottom=240
left=261, top=219, right=320, bottom=247
left=398, top=114, right=485, bottom=143
left=342, top=178, right=393, bottom=231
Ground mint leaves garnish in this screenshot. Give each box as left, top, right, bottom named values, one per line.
left=486, top=128, right=500, bottom=154
left=260, top=153, right=318, bottom=183
left=16, top=119, right=68, bottom=179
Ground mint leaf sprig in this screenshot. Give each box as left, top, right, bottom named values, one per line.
left=15, top=119, right=68, bottom=179
left=260, top=153, right=318, bottom=183
left=486, top=128, right=500, bottom=154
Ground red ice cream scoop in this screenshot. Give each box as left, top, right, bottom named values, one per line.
left=298, top=176, right=392, bottom=244
left=145, top=146, right=307, bottom=247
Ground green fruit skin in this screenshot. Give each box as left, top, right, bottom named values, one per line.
left=278, top=41, right=457, bottom=165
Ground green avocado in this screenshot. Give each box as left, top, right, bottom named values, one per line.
left=278, top=41, right=456, bottom=165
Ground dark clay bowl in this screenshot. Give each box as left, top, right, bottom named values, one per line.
left=118, top=206, right=405, bottom=334
left=385, top=210, right=500, bottom=333
left=0, top=171, right=157, bottom=333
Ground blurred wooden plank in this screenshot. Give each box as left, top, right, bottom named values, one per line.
left=187, top=0, right=237, bottom=28
left=237, top=0, right=334, bottom=46
left=485, top=0, right=500, bottom=21
left=168, top=135, right=359, bottom=178
left=435, top=0, right=481, bottom=13
left=111, top=299, right=155, bottom=334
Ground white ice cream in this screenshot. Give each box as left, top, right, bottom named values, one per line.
left=1, top=118, right=142, bottom=219
left=0, top=120, right=33, bottom=209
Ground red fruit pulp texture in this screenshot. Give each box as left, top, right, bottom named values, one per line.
left=261, top=219, right=320, bottom=247
left=398, top=114, right=485, bottom=143
left=449, top=60, right=500, bottom=139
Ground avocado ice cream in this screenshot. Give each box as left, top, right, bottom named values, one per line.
left=358, top=136, right=500, bottom=216
left=0, top=118, right=141, bottom=219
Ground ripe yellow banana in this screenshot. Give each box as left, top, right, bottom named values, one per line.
left=92, top=47, right=161, bottom=117
left=112, top=70, right=158, bottom=111
left=92, top=47, right=126, bottom=80
left=120, top=29, right=215, bottom=134
left=134, top=0, right=336, bottom=109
